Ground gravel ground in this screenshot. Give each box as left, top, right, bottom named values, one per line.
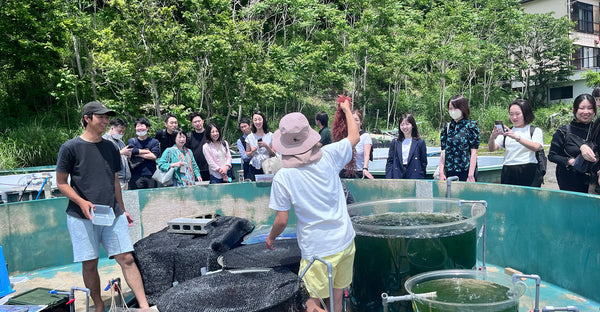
left=542, top=159, right=559, bottom=190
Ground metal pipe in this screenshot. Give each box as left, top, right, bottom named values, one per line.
left=512, top=274, right=541, bottom=312
left=446, top=176, right=459, bottom=198
left=50, top=286, right=90, bottom=312
left=71, top=287, right=90, bottom=312
left=459, top=200, right=487, bottom=271
left=299, top=256, right=334, bottom=312
left=542, top=306, right=579, bottom=312
left=381, top=292, right=437, bottom=312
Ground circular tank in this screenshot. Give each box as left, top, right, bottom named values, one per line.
left=348, top=198, right=486, bottom=312
left=403, top=269, right=527, bottom=312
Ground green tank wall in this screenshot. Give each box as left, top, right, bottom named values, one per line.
left=344, top=179, right=600, bottom=303
left=0, top=179, right=598, bottom=303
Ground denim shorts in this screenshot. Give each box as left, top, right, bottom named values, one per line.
left=67, top=213, right=134, bottom=262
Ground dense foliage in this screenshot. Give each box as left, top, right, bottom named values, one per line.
left=0, top=0, right=575, bottom=168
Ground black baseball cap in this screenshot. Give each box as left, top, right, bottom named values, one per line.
left=82, top=101, right=116, bottom=116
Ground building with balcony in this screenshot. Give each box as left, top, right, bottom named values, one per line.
left=521, top=0, right=600, bottom=102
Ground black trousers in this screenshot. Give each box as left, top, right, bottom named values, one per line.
left=129, top=175, right=157, bottom=190
left=247, top=165, right=264, bottom=181
left=445, top=169, right=478, bottom=182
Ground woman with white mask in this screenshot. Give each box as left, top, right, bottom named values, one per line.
left=438, top=94, right=481, bottom=182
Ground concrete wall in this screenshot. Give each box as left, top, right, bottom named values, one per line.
left=1, top=180, right=599, bottom=302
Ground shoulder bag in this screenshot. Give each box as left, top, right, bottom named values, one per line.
left=153, top=148, right=175, bottom=186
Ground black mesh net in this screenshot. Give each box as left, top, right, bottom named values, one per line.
left=221, top=239, right=301, bottom=273
left=133, top=216, right=255, bottom=304
left=156, top=267, right=308, bottom=312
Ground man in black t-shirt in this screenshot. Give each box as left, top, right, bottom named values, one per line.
left=56, top=101, right=150, bottom=312
left=155, top=113, right=178, bottom=157
left=186, top=112, right=210, bottom=181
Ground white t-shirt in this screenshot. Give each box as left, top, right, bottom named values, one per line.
left=269, top=139, right=356, bottom=259
left=494, top=125, right=543, bottom=166
left=402, top=138, right=412, bottom=165
left=355, top=132, right=373, bottom=170
left=246, top=132, right=273, bottom=169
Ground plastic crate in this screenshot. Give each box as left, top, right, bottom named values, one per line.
left=7, top=288, right=69, bottom=312
left=90, top=205, right=115, bottom=226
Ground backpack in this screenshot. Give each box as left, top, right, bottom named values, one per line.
left=503, top=126, right=546, bottom=176
left=359, top=130, right=374, bottom=161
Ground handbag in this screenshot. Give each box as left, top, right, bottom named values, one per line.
left=572, top=153, right=595, bottom=174
left=153, top=148, right=175, bottom=185
left=562, top=124, right=597, bottom=175
left=261, top=154, right=283, bottom=174
left=530, top=126, right=547, bottom=177
left=152, top=167, right=175, bottom=185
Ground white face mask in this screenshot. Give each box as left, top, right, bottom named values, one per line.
left=136, top=131, right=147, bottom=137
left=449, top=110, right=462, bottom=121
left=112, top=133, right=123, bottom=140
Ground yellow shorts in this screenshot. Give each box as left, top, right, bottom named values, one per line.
left=299, top=241, right=355, bottom=299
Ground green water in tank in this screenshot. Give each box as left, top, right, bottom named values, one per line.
left=350, top=212, right=477, bottom=312
left=410, top=278, right=518, bottom=312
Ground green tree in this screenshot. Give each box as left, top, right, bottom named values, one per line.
left=509, top=13, right=574, bottom=107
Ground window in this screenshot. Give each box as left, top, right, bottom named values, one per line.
left=572, top=46, right=600, bottom=69
left=549, top=86, right=573, bottom=100
left=575, top=2, right=594, bottom=34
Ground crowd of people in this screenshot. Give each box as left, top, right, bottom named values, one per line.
left=96, top=91, right=600, bottom=195
left=55, top=92, right=600, bottom=312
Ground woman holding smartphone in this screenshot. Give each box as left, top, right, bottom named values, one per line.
left=246, top=111, right=275, bottom=181
left=488, top=99, right=543, bottom=187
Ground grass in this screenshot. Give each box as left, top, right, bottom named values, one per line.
left=0, top=120, right=80, bottom=170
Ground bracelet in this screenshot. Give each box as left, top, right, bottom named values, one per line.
left=516, top=136, right=521, bottom=142
left=363, top=167, right=368, bottom=170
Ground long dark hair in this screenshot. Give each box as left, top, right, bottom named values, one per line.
left=573, top=93, right=597, bottom=117
left=398, top=113, right=421, bottom=140
left=205, top=123, right=222, bottom=143
left=251, top=111, right=269, bottom=133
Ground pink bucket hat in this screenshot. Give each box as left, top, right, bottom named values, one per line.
left=273, top=112, right=322, bottom=167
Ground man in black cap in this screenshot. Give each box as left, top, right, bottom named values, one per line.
left=56, top=101, right=150, bottom=312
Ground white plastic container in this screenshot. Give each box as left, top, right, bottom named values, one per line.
left=255, top=174, right=274, bottom=183
left=90, top=205, right=115, bottom=226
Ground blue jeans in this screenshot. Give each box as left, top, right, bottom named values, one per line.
left=210, top=175, right=226, bottom=184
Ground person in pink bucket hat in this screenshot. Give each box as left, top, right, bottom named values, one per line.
left=266, top=98, right=359, bottom=312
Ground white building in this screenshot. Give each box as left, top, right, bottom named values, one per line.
left=521, top=0, right=600, bottom=102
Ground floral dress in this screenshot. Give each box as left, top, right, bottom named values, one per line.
left=440, top=119, right=481, bottom=174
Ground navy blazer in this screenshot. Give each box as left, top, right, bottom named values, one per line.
left=385, top=138, right=428, bottom=179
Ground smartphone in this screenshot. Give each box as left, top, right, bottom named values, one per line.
left=257, top=138, right=263, bottom=142
left=127, top=144, right=134, bottom=148
left=494, top=120, right=504, bottom=134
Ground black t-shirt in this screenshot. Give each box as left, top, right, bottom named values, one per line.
left=155, top=129, right=177, bottom=157
left=56, top=137, right=123, bottom=219
left=186, top=130, right=208, bottom=171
